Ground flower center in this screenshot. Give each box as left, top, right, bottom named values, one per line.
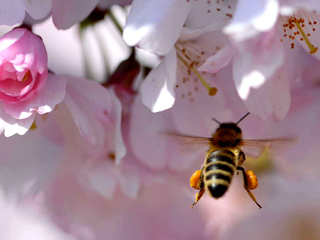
left=280, top=10, right=319, bottom=54
left=175, top=42, right=217, bottom=100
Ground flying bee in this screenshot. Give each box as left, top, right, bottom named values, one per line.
left=166, top=112, right=292, bottom=209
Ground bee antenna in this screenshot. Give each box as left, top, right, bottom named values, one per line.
left=212, top=118, right=221, bottom=124
left=236, top=112, right=250, bottom=125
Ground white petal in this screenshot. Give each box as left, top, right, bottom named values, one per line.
left=141, top=48, right=177, bottom=112
left=0, top=103, right=35, bottom=137
left=0, top=0, right=25, bottom=26
left=23, top=0, right=51, bottom=20
left=123, top=0, right=190, bottom=55
left=198, top=43, right=236, bottom=73
left=185, top=0, right=233, bottom=29
left=52, top=0, right=99, bottom=29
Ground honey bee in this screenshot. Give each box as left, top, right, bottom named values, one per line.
left=166, top=112, right=292, bottom=209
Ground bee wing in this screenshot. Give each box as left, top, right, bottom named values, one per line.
left=241, top=138, right=294, bottom=158
left=160, top=132, right=211, bottom=155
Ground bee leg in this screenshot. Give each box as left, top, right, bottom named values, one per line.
left=237, top=166, right=263, bottom=209
left=190, top=188, right=205, bottom=208
left=237, top=151, right=246, bottom=175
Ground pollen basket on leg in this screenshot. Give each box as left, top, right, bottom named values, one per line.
left=280, top=10, right=319, bottom=54
left=175, top=42, right=217, bottom=101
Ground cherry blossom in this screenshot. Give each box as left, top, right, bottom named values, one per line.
left=140, top=24, right=229, bottom=112
left=199, top=29, right=292, bottom=121
left=198, top=0, right=320, bottom=121
left=123, top=0, right=235, bottom=55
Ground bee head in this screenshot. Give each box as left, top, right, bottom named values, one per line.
left=211, top=112, right=249, bottom=147
left=212, top=123, right=243, bottom=147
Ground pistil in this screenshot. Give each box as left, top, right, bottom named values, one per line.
left=294, top=20, right=318, bottom=54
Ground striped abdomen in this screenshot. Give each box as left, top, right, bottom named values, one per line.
left=204, top=149, right=236, bottom=198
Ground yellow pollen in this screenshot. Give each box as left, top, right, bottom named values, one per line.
left=30, top=120, right=37, bottom=130
left=294, top=20, right=318, bottom=54
left=209, top=87, right=217, bottom=96
left=21, top=73, right=28, bottom=82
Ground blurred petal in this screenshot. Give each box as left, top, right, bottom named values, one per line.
left=22, top=0, right=51, bottom=20
left=109, top=89, right=126, bottom=165
left=87, top=163, right=117, bottom=200
left=224, top=0, right=279, bottom=41
left=0, top=192, right=74, bottom=240
left=3, top=74, right=67, bottom=119
left=123, top=0, right=190, bottom=55
left=63, top=76, right=112, bottom=146
left=0, top=0, right=25, bottom=26
left=243, top=66, right=291, bottom=121
left=233, top=30, right=284, bottom=100
left=141, top=48, right=177, bottom=112
left=52, top=0, right=99, bottom=29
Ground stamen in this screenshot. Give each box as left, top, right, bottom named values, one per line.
left=177, top=52, right=217, bottom=96
left=294, top=20, right=318, bottom=54
left=190, top=65, right=217, bottom=96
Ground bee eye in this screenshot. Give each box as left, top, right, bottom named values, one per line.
left=235, top=138, right=241, bottom=144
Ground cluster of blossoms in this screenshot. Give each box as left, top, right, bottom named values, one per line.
left=0, top=0, right=320, bottom=239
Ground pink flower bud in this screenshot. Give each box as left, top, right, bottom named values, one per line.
left=0, top=28, right=48, bottom=104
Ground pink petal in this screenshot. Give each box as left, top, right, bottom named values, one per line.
left=269, top=67, right=291, bottom=120
left=243, top=66, right=291, bottom=121
left=0, top=0, right=25, bottom=26
left=63, top=75, right=113, bottom=146
left=0, top=103, right=35, bottom=137
left=109, top=89, right=126, bottom=165
left=224, top=0, right=279, bottom=41
left=0, top=28, right=48, bottom=75
left=141, top=48, right=177, bottom=112
left=52, top=0, right=99, bottom=29
left=198, top=43, right=236, bottom=73
left=0, top=28, right=27, bottom=52
left=22, top=0, right=51, bottom=20
left=129, top=96, right=172, bottom=170
left=3, top=74, right=66, bottom=119
left=123, top=0, right=190, bottom=55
